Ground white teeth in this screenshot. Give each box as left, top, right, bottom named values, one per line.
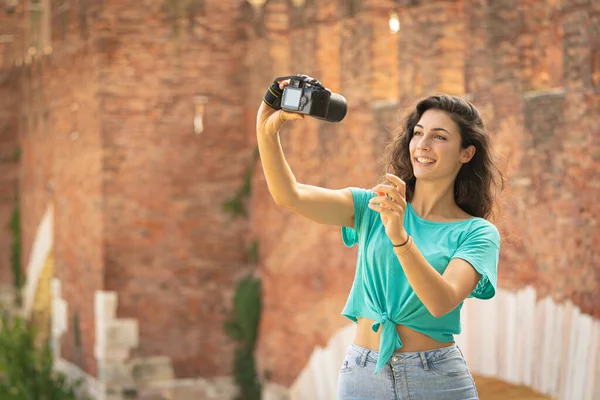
left=417, top=157, right=435, bottom=164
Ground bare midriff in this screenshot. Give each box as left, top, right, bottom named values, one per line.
left=355, top=317, right=454, bottom=353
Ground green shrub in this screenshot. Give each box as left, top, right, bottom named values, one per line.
left=222, top=146, right=260, bottom=218
left=224, top=275, right=262, bottom=400
left=0, top=308, right=90, bottom=399
left=9, top=207, right=25, bottom=306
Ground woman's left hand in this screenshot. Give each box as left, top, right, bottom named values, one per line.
left=368, top=173, right=409, bottom=246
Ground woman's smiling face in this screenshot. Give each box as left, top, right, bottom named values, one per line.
left=409, top=109, right=475, bottom=182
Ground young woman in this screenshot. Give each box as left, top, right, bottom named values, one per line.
left=256, top=80, right=504, bottom=400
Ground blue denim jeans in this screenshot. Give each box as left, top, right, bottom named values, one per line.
left=337, top=343, right=479, bottom=400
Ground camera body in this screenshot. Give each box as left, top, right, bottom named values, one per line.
left=263, top=74, right=347, bottom=122
left=281, top=76, right=333, bottom=120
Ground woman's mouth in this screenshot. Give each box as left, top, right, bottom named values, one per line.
left=414, top=157, right=436, bottom=166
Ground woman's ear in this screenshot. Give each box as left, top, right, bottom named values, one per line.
left=461, top=145, right=476, bottom=163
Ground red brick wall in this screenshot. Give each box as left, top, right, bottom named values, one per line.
left=96, top=0, right=254, bottom=378
left=0, top=1, right=25, bottom=69
left=0, top=0, right=598, bottom=388
left=0, top=0, right=26, bottom=290
left=17, top=0, right=107, bottom=374
left=0, top=71, right=20, bottom=288
left=21, top=0, right=255, bottom=378
left=250, top=0, right=600, bottom=386
left=2, top=0, right=258, bottom=379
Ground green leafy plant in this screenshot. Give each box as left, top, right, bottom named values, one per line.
left=9, top=207, right=24, bottom=306
left=222, top=146, right=263, bottom=398
left=224, top=275, right=262, bottom=400
left=0, top=307, right=91, bottom=399
left=247, top=239, right=259, bottom=264
left=222, top=146, right=260, bottom=218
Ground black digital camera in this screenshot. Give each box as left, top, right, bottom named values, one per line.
left=263, top=74, right=348, bottom=123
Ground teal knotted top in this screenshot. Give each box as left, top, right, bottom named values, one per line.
left=341, top=187, right=500, bottom=374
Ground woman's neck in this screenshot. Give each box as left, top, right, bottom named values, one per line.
left=410, top=179, right=461, bottom=219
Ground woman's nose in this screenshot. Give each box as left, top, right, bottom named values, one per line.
left=416, top=138, right=431, bottom=151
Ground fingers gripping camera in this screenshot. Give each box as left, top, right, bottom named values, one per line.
left=263, top=74, right=348, bottom=123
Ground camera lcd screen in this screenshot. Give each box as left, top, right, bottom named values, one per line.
left=283, top=88, right=302, bottom=110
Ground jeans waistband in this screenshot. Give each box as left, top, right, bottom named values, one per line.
left=350, top=342, right=459, bottom=365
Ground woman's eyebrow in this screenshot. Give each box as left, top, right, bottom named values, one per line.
left=415, top=124, right=452, bottom=135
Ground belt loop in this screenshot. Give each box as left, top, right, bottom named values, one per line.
left=419, top=351, right=429, bottom=371
left=359, top=349, right=370, bottom=367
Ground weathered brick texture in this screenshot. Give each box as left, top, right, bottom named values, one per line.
left=0, top=72, right=20, bottom=288
left=0, top=0, right=597, bottom=390
left=1, top=0, right=255, bottom=379
left=0, top=0, right=26, bottom=289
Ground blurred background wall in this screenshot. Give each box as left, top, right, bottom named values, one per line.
left=0, top=0, right=598, bottom=399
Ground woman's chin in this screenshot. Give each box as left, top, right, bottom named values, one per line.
left=413, top=170, right=433, bottom=179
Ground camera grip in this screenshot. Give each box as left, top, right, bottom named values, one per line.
left=263, top=81, right=283, bottom=110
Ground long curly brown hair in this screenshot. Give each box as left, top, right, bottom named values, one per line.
left=380, top=94, right=505, bottom=221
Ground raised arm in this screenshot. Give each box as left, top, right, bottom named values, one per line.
left=286, top=184, right=355, bottom=228
left=256, top=82, right=355, bottom=228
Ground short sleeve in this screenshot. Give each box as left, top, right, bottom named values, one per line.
left=452, top=221, right=500, bottom=300
left=341, top=187, right=375, bottom=247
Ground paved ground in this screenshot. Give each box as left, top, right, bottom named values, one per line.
left=474, top=375, right=553, bottom=399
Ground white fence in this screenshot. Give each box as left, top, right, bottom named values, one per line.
left=286, top=287, right=600, bottom=400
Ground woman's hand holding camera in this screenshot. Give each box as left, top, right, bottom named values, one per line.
left=257, top=80, right=304, bottom=136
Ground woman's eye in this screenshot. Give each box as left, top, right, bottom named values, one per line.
left=435, top=135, right=447, bottom=140
left=413, top=131, right=423, bottom=136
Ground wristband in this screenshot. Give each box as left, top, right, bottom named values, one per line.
left=263, top=81, right=283, bottom=110
left=392, top=236, right=410, bottom=247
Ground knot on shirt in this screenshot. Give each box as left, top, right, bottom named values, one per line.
left=371, top=312, right=391, bottom=333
